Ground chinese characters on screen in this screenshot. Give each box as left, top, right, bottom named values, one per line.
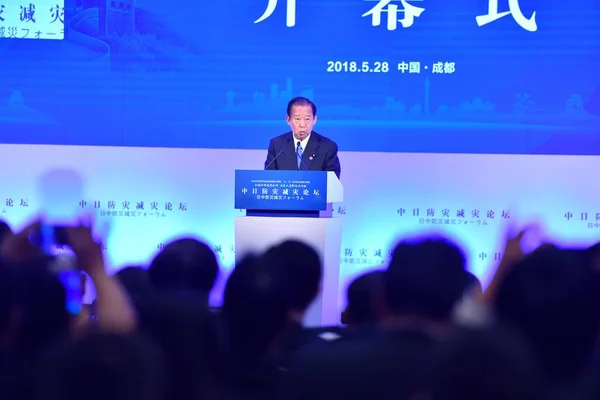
left=241, top=181, right=320, bottom=201
left=255, top=0, right=537, bottom=32
left=396, top=207, right=511, bottom=226
left=326, top=61, right=457, bottom=74
left=1, top=197, right=30, bottom=215
left=0, top=2, right=64, bottom=40
left=78, top=200, right=188, bottom=218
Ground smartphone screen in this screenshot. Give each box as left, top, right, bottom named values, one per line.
left=57, top=269, right=83, bottom=315
left=48, top=251, right=82, bottom=316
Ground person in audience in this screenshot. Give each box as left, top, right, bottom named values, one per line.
left=285, top=237, right=468, bottom=400
left=341, top=269, right=385, bottom=328
left=222, top=254, right=295, bottom=399
left=262, top=240, right=325, bottom=354
left=148, top=237, right=219, bottom=304
left=114, top=265, right=153, bottom=303
left=264, top=97, right=341, bottom=178
left=494, top=246, right=600, bottom=397
left=0, top=261, right=27, bottom=400
left=7, top=208, right=600, bottom=400
left=425, top=326, right=544, bottom=400
left=136, top=294, right=220, bottom=400
left=36, top=332, right=164, bottom=400
left=0, top=219, right=137, bottom=400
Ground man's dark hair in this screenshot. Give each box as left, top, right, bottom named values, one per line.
left=386, top=237, right=467, bottom=321
left=461, top=270, right=482, bottom=294
left=148, top=238, right=219, bottom=296
left=263, top=240, right=322, bottom=311
left=346, top=270, right=385, bottom=325
left=287, top=97, right=317, bottom=117
left=114, top=265, right=153, bottom=303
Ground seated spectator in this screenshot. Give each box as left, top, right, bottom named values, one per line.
left=262, top=240, right=323, bottom=356
left=114, top=265, right=153, bottom=303
left=494, top=246, right=600, bottom=395
left=426, top=326, right=543, bottom=400
left=35, top=332, right=164, bottom=400
left=136, top=295, right=220, bottom=400
left=148, top=238, right=219, bottom=304
left=221, top=253, right=297, bottom=399
left=341, top=269, right=385, bottom=328
left=285, top=236, right=468, bottom=400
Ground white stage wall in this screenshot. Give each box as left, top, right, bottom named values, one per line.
left=0, top=144, right=598, bottom=310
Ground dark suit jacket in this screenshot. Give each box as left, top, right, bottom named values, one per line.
left=264, top=132, right=341, bottom=179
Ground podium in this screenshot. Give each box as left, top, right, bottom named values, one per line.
left=234, top=170, right=343, bottom=327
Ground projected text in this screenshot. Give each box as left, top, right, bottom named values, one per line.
left=0, top=1, right=64, bottom=40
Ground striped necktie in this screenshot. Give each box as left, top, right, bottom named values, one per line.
left=296, top=141, right=303, bottom=169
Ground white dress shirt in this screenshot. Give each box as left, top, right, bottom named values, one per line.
left=293, top=134, right=311, bottom=153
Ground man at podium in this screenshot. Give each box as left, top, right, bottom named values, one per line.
left=264, top=97, right=341, bottom=179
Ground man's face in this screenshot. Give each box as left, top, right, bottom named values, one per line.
left=286, top=105, right=317, bottom=141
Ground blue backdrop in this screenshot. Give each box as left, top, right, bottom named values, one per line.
left=0, top=0, right=599, bottom=154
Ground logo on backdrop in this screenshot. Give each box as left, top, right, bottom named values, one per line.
left=564, top=212, right=600, bottom=230
left=78, top=200, right=188, bottom=218
left=397, top=207, right=511, bottom=227
left=1, top=197, right=30, bottom=215
left=254, top=0, right=537, bottom=31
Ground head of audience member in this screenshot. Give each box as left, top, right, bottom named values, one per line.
left=36, top=332, right=164, bottom=400
left=262, top=240, right=322, bottom=322
left=461, top=270, right=482, bottom=297
left=427, top=326, right=543, bottom=400
left=341, top=270, right=385, bottom=326
left=494, top=246, right=600, bottom=384
left=286, top=97, right=317, bottom=141
left=114, top=265, right=153, bottom=303
left=222, top=254, right=295, bottom=358
left=385, top=237, right=467, bottom=327
left=148, top=238, right=219, bottom=302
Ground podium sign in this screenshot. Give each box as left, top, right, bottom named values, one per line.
left=234, top=169, right=344, bottom=325
left=235, top=170, right=327, bottom=212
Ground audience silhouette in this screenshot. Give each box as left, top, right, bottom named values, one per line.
left=1, top=217, right=600, bottom=400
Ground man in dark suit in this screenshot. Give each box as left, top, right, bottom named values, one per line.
left=264, top=97, right=341, bottom=179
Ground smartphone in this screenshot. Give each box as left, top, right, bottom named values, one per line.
left=49, top=255, right=83, bottom=315
left=31, top=224, right=69, bottom=254
left=34, top=225, right=82, bottom=315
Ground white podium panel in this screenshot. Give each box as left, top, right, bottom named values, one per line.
left=235, top=216, right=343, bottom=327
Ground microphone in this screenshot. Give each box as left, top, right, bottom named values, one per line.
left=265, top=137, right=292, bottom=170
